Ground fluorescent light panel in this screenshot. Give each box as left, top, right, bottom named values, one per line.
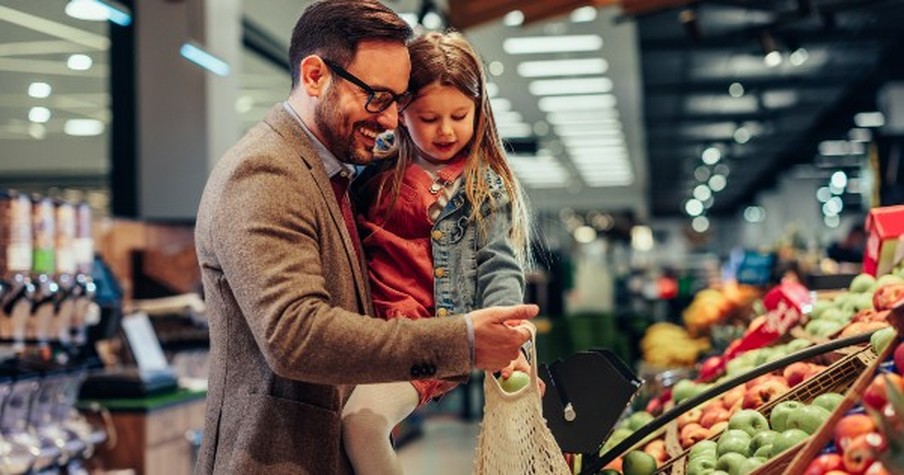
left=490, top=98, right=511, bottom=112
left=64, top=118, right=104, bottom=136
left=546, top=109, right=619, bottom=124
left=504, top=35, right=603, bottom=55
left=492, top=111, right=523, bottom=125
left=529, top=77, right=613, bottom=96
left=180, top=42, right=230, bottom=76
left=538, top=94, right=616, bottom=112
left=517, top=58, right=608, bottom=78
left=497, top=123, right=532, bottom=138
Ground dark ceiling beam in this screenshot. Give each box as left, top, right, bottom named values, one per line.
left=645, top=76, right=854, bottom=94
left=640, top=32, right=889, bottom=53
left=242, top=17, right=289, bottom=72
left=645, top=109, right=821, bottom=124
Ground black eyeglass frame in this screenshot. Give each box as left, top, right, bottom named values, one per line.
left=322, top=58, right=413, bottom=113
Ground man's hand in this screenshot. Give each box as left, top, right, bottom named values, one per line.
left=470, top=304, right=539, bottom=372
left=500, top=351, right=546, bottom=396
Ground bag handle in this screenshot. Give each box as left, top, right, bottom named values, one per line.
left=484, top=320, right=540, bottom=398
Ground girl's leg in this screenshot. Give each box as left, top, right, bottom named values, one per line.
left=341, top=381, right=419, bottom=475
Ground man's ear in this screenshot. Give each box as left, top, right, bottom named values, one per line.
left=299, top=55, right=328, bottom=97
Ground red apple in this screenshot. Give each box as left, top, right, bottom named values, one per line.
left=643, top=439, right=669, bottom=465
left=700, top=407, right=731, bottom=429
left=745, top=373, right=786, bottom=389
left=722, top=385, right=746, bottom=410
left=677, top=407, right=703, bottom=428
left=784, top=362, right=812, bottom=387
left=679, top=423, right=709, bottom=448
left=701, top=398, right=726, bottom=414
left=843, top=434, right=878, bottom=474
left=862, top=373, right=904, bottom=411
left=805, top=453, right=844, bottom=475
left=834, top=414, right=876, bottom=452
left=742, top=379, right=790, bottom=409
left=894, top=342, right=904, bottom=376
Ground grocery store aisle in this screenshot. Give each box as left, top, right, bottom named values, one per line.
left=397, top=416, right=480, bottom=475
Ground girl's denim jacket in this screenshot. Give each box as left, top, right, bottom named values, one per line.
left=355, top=163, right=525, bottom=317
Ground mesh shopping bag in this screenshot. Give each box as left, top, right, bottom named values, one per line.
left=473, top=322, right=571, bottom=475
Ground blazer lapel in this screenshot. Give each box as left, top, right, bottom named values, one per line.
left=263, top=104, right=371, bottom=314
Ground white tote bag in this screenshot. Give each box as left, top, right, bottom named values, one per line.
left=473, top=322, right=572, bottom=475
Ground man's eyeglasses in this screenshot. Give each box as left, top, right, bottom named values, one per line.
left=322, top=58, right=413, bottom=114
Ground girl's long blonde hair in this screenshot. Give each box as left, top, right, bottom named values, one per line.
left=382, top=30, right=531, bottom=265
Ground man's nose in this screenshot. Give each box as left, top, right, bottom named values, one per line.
left=375, top=103, right=399, bottom=130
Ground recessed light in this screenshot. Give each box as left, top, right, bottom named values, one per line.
left=64, top=118, right=105, bottom=136
left=28, top=106, right=51, bottom=123
left=503, top=10, right=524, bottom=26
left=28, top=82, right=52, bottom=98
left=854, top=111, right=884, bottom=128
left=503, top=35, right=603, bottom=54
left=570, top=6, right=598, bottom=23
left=67, top=54, right=93, bottom=71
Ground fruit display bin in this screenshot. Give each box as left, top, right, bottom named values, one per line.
left=782, top=328, right=899, bottom=473
left=655, top=344, right=877, bottom=475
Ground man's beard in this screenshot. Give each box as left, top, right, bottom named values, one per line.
left=314, top=86, right=380, bottom=166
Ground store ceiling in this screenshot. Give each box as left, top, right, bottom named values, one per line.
left=1, top=0, right=903, bottom=221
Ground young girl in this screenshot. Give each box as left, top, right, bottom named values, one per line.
left=342, top=31, right=532, bottom=474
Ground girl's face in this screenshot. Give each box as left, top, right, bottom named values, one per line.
left=401, top=82, right=476, bottom=165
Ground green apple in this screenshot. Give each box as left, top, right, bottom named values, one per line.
left=711, top=472, right=729, bottom=475
left=871, top=327, right=897, bottom=355
left=717, top=452, right=748, bottom=475
left=811, top=392, right=844, bottom=412
left=600, top=470, right=620, bottom=475
left=498, top=370, right=530, bottom=392
left=687, top=456, right=717, bottom=475
left=689, top=440, right=718, bottom=461
left=854, top=293, right=874, bottom=311
left=810, top=300, right=834, bottom=319
left=728, top=409, right=770, bottom=437
left=717, top=429, right=752, bottom=457
left=785, top=405, right=831, bottom=435
left=627, top=411, right=655, bottom=431
left=819, top=307, right=851, bottom=324
left=877, top=274, right=904, bottom=287
left=673, top=379, right=702, bottom=404
left=738, top=457, right=765, bottom=475
left=749, top=430, right=778, bottom=454
left=850, top=273, right=877, bottom=293
left=752, top=444, right=772, bottom=459
left=622, top=450, right=657, bottom=475
left=786, top=338, right=812, bottom=353
left=769, top=400, right=804, bottom=432
left=772, top=428, right=809, bottom=455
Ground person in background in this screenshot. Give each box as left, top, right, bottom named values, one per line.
left=193, top=2, right=537, bottom=473
left=342, top=31, right=534, bottom=475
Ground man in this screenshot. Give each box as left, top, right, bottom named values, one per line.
left=193, top=1, right=537, bottom=473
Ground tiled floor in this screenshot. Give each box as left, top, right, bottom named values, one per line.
left=397, top=416, right=480, bottom=475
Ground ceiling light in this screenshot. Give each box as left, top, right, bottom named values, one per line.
left=685, top=199, right=704, bottom=216
left=555, top=127, right=623, bottom=138
left=546, top=110, right=619, bottom=125
left=708, top=174, right=726, bottom=192
left=693, top=184, right=712, bottom=201
left=554, top=121, right=623, bottom=134
left=422, top=11, right=443, bottom=30
left=695, top=166, right=711, bottom=182
left=571, top=6, right=597, bottom=23
left=64, top=118, right=104, bottom=136
left=65, top=0, right=108, bottom=21
left=493, top=111, right=523, bottom=125
left=490, top=98, right=511, bottom=112
left=538, top=94, right=616, bottom=112
left=28, top=106, right=51, bottom=123
left=701, top=146, right=721, bottom=165
left=399, top=13, right=418, bottom=28
left=67, top=54, right=93, bottom=71
left=830, top=171, right=847, bottom=190
left=562, top=137, right=625, bottom=148
left=529, top=77, right=613, bottom=96
left=728, top=82, right=745, bottom=98
left=789, top=47, right=809, bottom=66
left=517, top=58, right=608, bottom=78
left=764, top=51, right=783, bottom=68
left=28, top=82, right=52, bottom=98
left=631, top=226, right=653, bottom=251
left=854, top=111, right=885, bottom=128
left=503, top=35, right=603, bottom=55
left=532, top=121, right=549, bottom=136
left=824, top=214, right=840, bottom=228
left=691, top=216, right=710, bottom=233
left=744, top=206, right=765, bottom=223
left=488, top=61, right=504, bottom=76
left=28, top=123, right=46, bottom=139
left=497, top=123, right=532, bottom=138
left=761, top=32, right=783, bottom=68
left=733, top=126, right=751, bottom=144
left=574, top=225, right=597, bottom=243
left=235, top=95, right=254, bottom=113
left=180, top=42, right=229, bottom=76
left=816, top=186, right=831, bottom=202
left=848, top=128, right=872, bottom=142
left=503, top=10, right=524, bottom=26
left=486, top=83, right=498, bottom=98
left=714, top=163, right=730, bottom=176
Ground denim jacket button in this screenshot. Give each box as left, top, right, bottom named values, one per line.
left=434, top=267, right=446, bottom=278
left=436, top=308, right=448, bottom=317
left=431, top=230, right=443, bottom=241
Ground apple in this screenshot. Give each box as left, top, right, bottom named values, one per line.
left=723, top=386, right=746, bottom=410
left=785, top=405, right=831, bottom=435
left=717, top=452, right=748, bottom=475
left=643, top=439, right=669, bottom=465
left=707, top=421, right=729, bottom=438
left=498, top=370, right=530, bottom=392
left=871, top=327, right=898, bottom=355
left=680, top=423, right=710, bottom=449
left=787, top=338, right=813, bottom=353
left=834, top=413, right=877, bottom=452
left=711, top=472, right=729, bottom=475
left=622, top=450, right=657, bottom=475
left=689, top=440, right=718, bottom=461
left=894, top=342, right=904, bottom=375
left=738, top=457, right=765, bottom=475
left=678, top=407, right=704, bottom=428
left=752, top=444, right=772, bottom=459
left=700, top=406, right=731, bottom=429
left=728, top=409, right=770, bottom=437
left=784, top=362, right=813, bottom=387
left=863, top=373, right=904, bottom=410
left=812, top=392, right=844, bottom=412
left=804, top=453, right=843, bottom=475
left=877, top=274, right=904, bottom=287
left=687, top=456, right=717, bottom=475
left=744, top=374, right=785, bottom=390
left=717, top=429, right=752, bottom=457
left=843, top=434, right=878, bottom=474
left=627, top=411, right=655, bottom=431
left=811, top=300, right=834, bottom=319
left=770, top=400, right=805, bottom=432
left=674, top=379, right=703, bottom=404
left=772, top=428, right=809, bottom=455
left=749, top=430, right=778, bottom=454
left=851, top=273, right=878, bottom=293
left=742, top=380, right=789, bottom=409
left=600, top=470, right=620, bottom=475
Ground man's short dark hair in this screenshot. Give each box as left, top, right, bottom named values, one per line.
left=289, top=0, right=413, bottom=89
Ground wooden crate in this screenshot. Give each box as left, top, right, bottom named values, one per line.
left=655, top=345, right=876, bottom=474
